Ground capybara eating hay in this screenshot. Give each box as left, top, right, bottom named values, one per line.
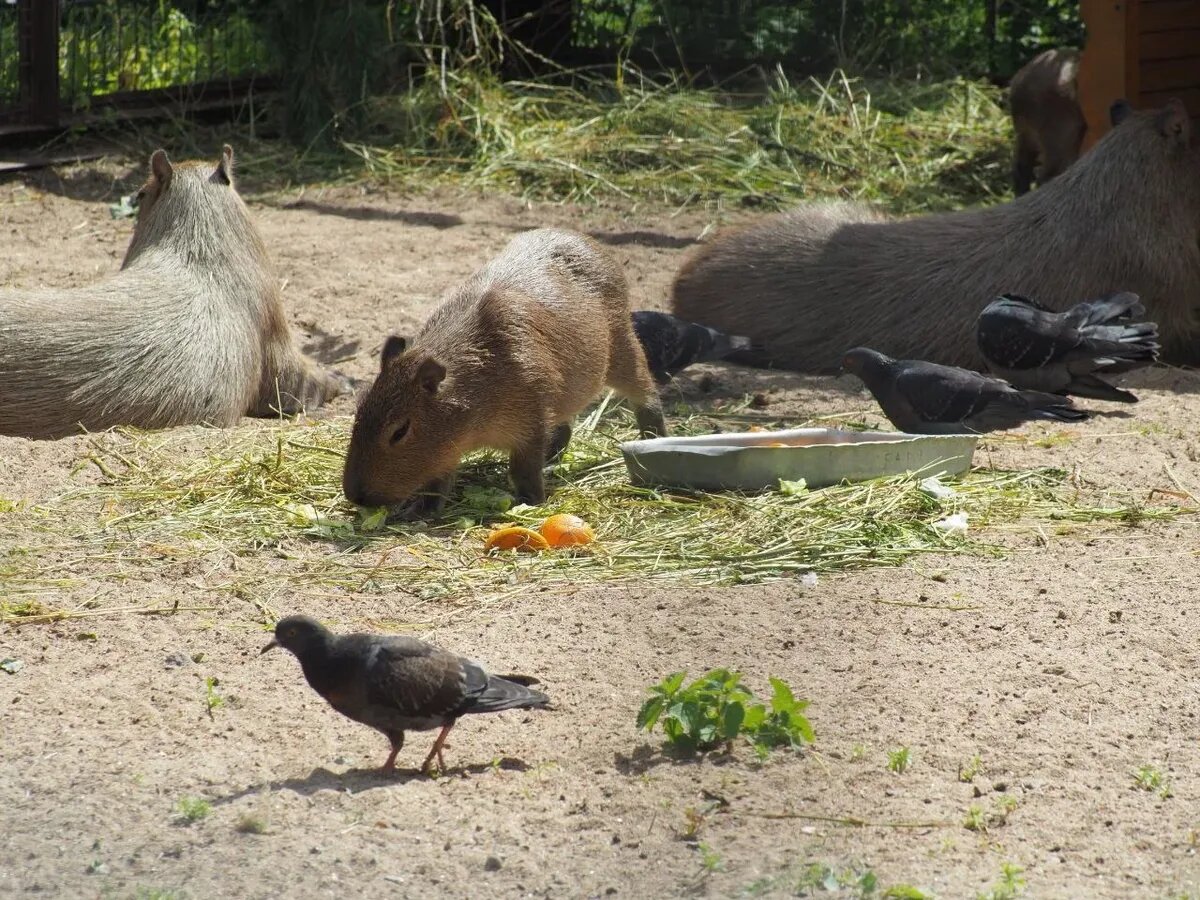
left=343, top=228, right=667, bottom=515
left=0, top=146, right=348, bottom=439
left=1010, top=48, right=1086, bottom=195
left=671, top=99, right=1200, bottom=373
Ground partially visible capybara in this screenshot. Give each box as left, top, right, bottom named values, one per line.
left=671, top=99, right=1200, bottom=372
left=1010, top=48, right=1086, bottom=195
left=0, top=146, right=347, bottom=439
left=343, top=228, right=667, bottom=513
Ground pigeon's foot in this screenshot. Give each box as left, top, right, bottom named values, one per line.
left=421, top=723, right=455, bottom=776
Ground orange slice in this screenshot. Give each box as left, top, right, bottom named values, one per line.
left=483, top=526, right=549, bottom=553
left=539, top=513, right=595, bottom=548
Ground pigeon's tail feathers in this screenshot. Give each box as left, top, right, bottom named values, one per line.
left=1078, top=321, right=1160, bottom=372
left=1021, top=391, right=1090, bottom=422
left=721, top=341, right=775, bottom=370
left=465, top=675, right=551, bottom=714
left=1065, top=375, right=1139, bottom=403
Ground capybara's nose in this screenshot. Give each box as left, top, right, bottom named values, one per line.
left=342, top=472, right=367, bottom=507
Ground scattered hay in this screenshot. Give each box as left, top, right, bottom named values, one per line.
left=1, top=404, right=1186, bottom=623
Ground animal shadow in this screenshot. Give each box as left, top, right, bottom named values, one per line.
left=213, top=758, right=533, bottom=804
left=614, top=743, right=734, bottom=776
left=588, top=229, right=699, bottom=250
left=299, top=322, right=361, bottom=365
left=281, top=198, right=464, bottom=229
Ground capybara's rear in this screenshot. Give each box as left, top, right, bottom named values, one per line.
left=1010, top=48, right=1086, bottom=195
left=0, top=146, right=347, bottom=439
left=671, top=99, right=1200, bottom=372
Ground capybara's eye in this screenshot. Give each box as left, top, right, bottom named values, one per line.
left=133, top=189, right=145, bottom=208
left=390, top=421, right=411, bottom=445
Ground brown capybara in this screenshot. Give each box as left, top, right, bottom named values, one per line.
left=0, top=146, right=348, bottom=440
left=342, top=228, right=667, bottom=514
left=1009, top=48, right=1086, bottom=195
left=671, top=98, right=1200, bottom=373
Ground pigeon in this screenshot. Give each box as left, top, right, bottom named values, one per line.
left=631, top=311, right=763, bottom=383
left=977, top=292, right=1159, bottom=402
left=841, top=347, right=1089, bottom=434
left=262, top=615, right=550, bottom=775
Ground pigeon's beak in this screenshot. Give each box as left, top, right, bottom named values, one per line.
left=261, top=639, right=279, bottom=654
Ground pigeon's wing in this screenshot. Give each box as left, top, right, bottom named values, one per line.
left=978, top=297, right=1078, bottom=370
left=361, top=637, right=467, bottom=725
left=892, top=361, right=1012, bottom=425
left=456, top=658, right=551, bottom=716
left=1063, top=291, right=1145, bottom=328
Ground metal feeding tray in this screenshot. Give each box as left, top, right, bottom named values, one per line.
left=619, top=428, right=979, bottom=492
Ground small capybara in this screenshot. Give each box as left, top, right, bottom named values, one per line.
left=343, top=228, right=667, bottom=513
left=0, top=146, right=347, bottom=440
left=1010, top=48, right=1086, bottom=195
left=671, top=98, right=1200, bottom=372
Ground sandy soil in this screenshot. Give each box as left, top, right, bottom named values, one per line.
left=2, top=155, right=1200, bottom=900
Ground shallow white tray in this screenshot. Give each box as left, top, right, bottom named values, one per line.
left=620, top=427, right=979, bottom=492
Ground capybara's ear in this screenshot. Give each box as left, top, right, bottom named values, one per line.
left=380, top=335, right=407, bottom=370
left=415, top=357, right=447, bottom=394
left=150, top=149, right=173, bottom=187
left=1156, top=98, right=1191, bottom=145
left=215, top=145, right=235, bottom=185
left=1109, top=99, right=1133, bottom=127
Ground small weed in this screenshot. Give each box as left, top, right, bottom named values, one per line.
left=975, top=862, right=1026, bottom=900
left=793, top=863, right=880, bottom=897
left=849, top=743, right=868, bottom=762
left=886, top=747, right=912, bottom=774
left=1133, top=763, right=1173, bottom=799
left=963, top=804, right=987, bottom=832
left=964, top=796, right=1018, bottom=833
left=203, top=677, right=224, bottom=718
left=174, top=797, right=211, bottom=825
left=235, top=814, right=268, bottom=835
left=697, top=842, right=724, bottom=873
left=637, top=670, right=813, bottom=756
left=882, top=887, right=934, bottom=900
left=958, top=753, right=983, bottom=782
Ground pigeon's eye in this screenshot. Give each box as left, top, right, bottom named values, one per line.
left=389, top=420, right=411, bottom=445
left=285, top=627, right=297, bottom=638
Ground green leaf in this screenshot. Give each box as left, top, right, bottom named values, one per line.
left=660, top=671, right=687, bottom=697
left=769, top=676, right=796, bottom=713
left=741, top=703, right=767, bottom=730
left=721, top=701, right=745, bottom=739
left=357, top=505, right=389, bottom=532
left=881, top=887, right=932, bottom=900
left=779, top=477, right=808, bottom=496
left=636, top=697, right=664, bottom=731
left=459, top=485, right=513, bottom=514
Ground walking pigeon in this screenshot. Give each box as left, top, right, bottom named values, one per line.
left=841, top=347, right=1089, bottom=434
left=631, top=311, right=762, bottom=383
left=263, top=615, right=550, bottom=775
left=977, top=292, right=1159, bottom=402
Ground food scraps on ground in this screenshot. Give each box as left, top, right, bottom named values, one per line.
left=539, top=514, right=596, bottom=548
left=483, top=526, right=550, bottom=553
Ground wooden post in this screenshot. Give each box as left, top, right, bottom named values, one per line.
left=19, top=0, right=59, bottom=127
left=1077, top=0, right=1130, bottom=151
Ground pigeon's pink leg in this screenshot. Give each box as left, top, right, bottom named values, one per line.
left=421, top=724, right=455, bottom=775
left=381, top=745, right=402, bottom=772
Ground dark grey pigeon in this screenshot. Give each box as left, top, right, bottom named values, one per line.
left=841, top=347, right=1089, bottom=434
left=631, top=311, right=762, bottom=383
left=977, top=292, right=1159, bottom=402
left=263, top=615, right=550, bottom=775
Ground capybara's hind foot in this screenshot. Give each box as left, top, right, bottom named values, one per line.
left=546, top=423, right=572, bottom=463
left=635, top=405, right=667, bottom=438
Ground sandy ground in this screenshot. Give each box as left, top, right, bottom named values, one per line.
left=2, top=155, right=1200, bottom=899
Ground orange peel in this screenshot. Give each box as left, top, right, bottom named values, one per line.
left=483, top=526, right=549, bottom=553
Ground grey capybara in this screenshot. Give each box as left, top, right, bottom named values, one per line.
left=0, top=146, right=348, bottom=439
left=1010, top=48, right=1086, bottom=195
left=671, top=99, right=1200, bottom=372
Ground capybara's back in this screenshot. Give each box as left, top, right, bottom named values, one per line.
left=343, top=228, right=666, bottom=510
left=1010, top=48, right=1085, bottom=194
left=671, top=99, right=1200, bottom=372
left=0, top=146, right=345, bottom=439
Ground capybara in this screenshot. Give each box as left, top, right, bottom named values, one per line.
left=343, top=228, right=667, bottom=513
left=671, top=99, right=1200, bottom=372
left=0, top=146, right=347, bottom=439
left=1010, top=48, right=1086, bottom=195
